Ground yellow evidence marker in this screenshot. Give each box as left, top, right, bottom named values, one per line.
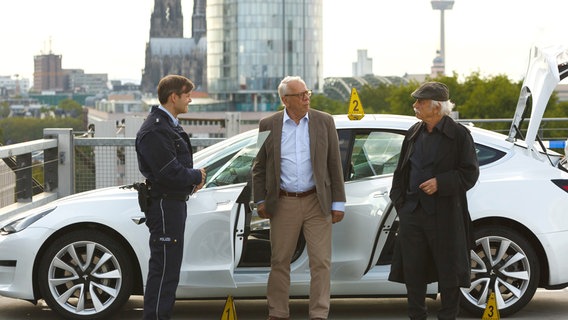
left=220, top=295, right=237, bottom=320
left=347, top=87, right=365, bottom=120
left=481, top=291, right=500, bottom=320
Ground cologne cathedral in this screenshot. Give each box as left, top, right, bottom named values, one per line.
left=141, top=0, right=207, bottom=92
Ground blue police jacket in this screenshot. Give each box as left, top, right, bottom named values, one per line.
left=135, top=106, right=202, bottom=198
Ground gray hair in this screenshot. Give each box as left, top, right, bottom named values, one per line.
left=433, top=100, right=455, bottom=116
left=278, top=76, right=306, bottom=102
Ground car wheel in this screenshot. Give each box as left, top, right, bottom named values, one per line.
left=460, top=225, right=539, bottom=317
left=38, top=229, right=133, bottom=320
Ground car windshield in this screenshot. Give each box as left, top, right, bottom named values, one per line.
left=200, top=131, right=269, bottom=188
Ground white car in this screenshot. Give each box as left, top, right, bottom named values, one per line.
left=1, top=45, right=567, bottom=319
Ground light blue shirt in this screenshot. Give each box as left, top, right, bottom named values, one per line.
left=280, top=110, right=345, bottom=212
left=158, top=105, right=179, bottom=126
left=280, top=110, right=314, bottom=193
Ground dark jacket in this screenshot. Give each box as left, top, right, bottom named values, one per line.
left=136, top=106, right=202, bottom=197
left=388, top=116, right=480, bottom=288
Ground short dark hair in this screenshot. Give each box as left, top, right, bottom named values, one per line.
left=157, top=75, right=195, bottom=104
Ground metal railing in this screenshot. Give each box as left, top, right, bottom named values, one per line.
left=1, top=119, right=567, bottom=220
left=0, top=128, right=220, bottom=220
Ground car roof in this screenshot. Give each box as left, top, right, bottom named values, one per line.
left=333, top=113, right=419, bottom=130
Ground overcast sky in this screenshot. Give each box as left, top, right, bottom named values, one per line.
left=0, top=0, right=565, bottom=84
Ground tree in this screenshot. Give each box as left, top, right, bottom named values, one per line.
left=321, top=72, right=566, bottom=140
left=0, top=117, right=84, bottom=144
left=58, top=99, right=84, bottom=118
left=309, top=93, right=346, bottom=115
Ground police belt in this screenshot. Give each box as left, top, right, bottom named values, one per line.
left=152, top=193, right=190, bottom=201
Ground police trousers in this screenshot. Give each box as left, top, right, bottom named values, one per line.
left=143, top=198, right=187, bottom=320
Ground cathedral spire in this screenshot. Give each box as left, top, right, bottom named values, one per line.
left=150, top=0, right=183, bottom=38
left=191, top=0, right=207, bottom=41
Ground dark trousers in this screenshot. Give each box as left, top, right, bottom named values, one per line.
left=399, top=206, right=461, bottom=320
left=143, top=198, right=187, bottom=320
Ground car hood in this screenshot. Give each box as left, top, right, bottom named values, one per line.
left=507, top=45, right=568, bottom=152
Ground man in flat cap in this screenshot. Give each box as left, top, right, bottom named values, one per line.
left=388, top=81, right=479, bottom=319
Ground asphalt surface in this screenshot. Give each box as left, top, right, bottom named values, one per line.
left=1, top=288, right=567, bottom=319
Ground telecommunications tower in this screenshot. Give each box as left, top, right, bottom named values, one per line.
left=431, top=0, right=454, bottom=75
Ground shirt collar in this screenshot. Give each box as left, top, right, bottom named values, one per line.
left=158, top=105, right=179, bottom=126
left=283, top=109, right=309, bottom=124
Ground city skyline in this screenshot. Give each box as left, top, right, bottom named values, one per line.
left=0, top=0, right=566, bottom=85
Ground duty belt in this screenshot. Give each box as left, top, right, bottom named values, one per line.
left=154, top=193, right=189, bottom=201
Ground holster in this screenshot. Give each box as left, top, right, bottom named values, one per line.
left=132, top=181, right=151, bottom=213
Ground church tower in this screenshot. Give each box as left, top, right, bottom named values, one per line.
left=149, top=0, right=184, bottom=38
left=141, top=0, right=207, bottom=93
left=192, top=0, right=207, bottom=42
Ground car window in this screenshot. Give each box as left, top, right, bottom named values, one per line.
left=204, top=131, right=269, bottom=188
left=475, top=143, right=506, bottom=166
left=347, top=131, right=405, bottom=181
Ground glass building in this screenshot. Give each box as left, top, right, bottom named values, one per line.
left=207, top=0, right=323, bottom=111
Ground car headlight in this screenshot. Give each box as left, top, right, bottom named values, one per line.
left=0, top=207, right=56, bottom=235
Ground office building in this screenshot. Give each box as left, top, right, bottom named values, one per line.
left=207, top=0, right=324, bottom=111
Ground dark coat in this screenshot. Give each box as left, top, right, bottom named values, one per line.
left=388, top=116, right=479, bottom=288
left=136, top=106, right=202, bottom=196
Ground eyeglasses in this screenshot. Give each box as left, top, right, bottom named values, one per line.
left=284, top=90, right=312, bottom=99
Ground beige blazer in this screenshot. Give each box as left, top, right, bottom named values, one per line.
left=252, top=108, right=346, bottom=215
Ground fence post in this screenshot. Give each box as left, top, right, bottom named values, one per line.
left=15, top=153, right=32, bottom=203
left=44, top=128, right=74, bottom=197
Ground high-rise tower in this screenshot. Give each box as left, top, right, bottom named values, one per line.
left=431, top=0, right=454, bottom=75
left=207, top=0, right=324, bottom=111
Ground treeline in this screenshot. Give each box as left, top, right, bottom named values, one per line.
left=311, top=72, right=568, bottom=137
left=2, top=73, right=567, bottom=144
left=0, top=99, right=85, bottom=145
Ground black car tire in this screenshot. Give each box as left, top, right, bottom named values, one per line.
left=460, top=225, right=539, bottom=317
left=38, top=229, right=133, bottom=320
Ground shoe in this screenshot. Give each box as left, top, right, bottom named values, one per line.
left=310, top=318, right=327, bottom=320
left=267, top=317, right=290, bottom=320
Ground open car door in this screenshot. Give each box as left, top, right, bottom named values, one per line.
left=507, top=45, right=568, bottom=156
left=331, top=130, right=404, bottom=280
left=180, top=131, right=269, bottom=287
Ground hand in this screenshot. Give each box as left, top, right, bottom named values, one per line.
left=193, top=168, right=207, bottom=193
left=419, top=177, right=438, bottom=195
left=331, top=210, right=344, bottom=224
left=257, top=202, right=271, bottom=219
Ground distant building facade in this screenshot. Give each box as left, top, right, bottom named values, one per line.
left=207, top=0, right=324, bottom=111
left=32, top=53, right=109, bottom=94
left=141, top=0, right=207, bottom=92
left=33, top=53, right=66, bottom=92
left=352, top=49, right=373, bottom=76
left=0, top=75, right=30, bottom=97
left=67, top=70, right=109, bottom=93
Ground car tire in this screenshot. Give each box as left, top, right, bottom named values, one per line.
left=460, top=225, right=539, bottom=317
left=38, top=229, right=133, bottom=320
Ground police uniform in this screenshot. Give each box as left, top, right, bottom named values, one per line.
left=136, top=105, right=203, bottom=320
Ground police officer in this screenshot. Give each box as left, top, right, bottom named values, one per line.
left=135, top=75, right=206, bottom=320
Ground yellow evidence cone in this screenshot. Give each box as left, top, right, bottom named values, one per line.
left=220, top=295, right=237, bottom=320
left=481, top=291, right=500, bottom=320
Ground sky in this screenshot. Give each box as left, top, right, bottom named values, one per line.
left=0, top=0, right=565, bottom=85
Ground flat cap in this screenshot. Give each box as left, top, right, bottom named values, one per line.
left=411, top=81, right=449, bottom=101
